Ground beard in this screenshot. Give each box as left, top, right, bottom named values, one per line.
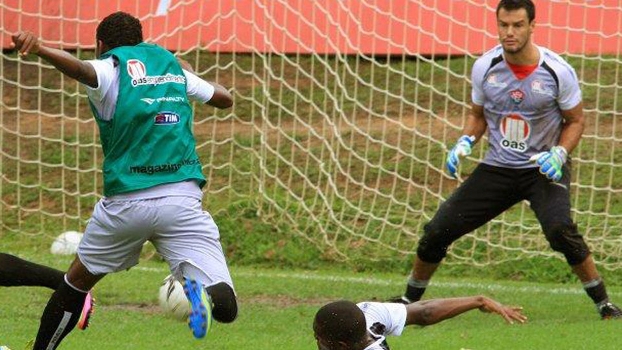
left=502, top=40, right=527, bottom=54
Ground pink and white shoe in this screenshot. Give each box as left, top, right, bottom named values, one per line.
left=77, top=291, right=95, bottom=330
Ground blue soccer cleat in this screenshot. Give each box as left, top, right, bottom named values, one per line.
left=183, top=277, right=213, bottom=339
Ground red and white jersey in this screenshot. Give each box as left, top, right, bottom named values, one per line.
left=471, top=45, right=582, bottom=168
left=357, top=302, right=407, bottom=350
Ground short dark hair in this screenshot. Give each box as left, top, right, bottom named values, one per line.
left=96, top=11, right=143, bottom=49
left=313, top=300, right=367, bottom=348
left=496, top=0, right=535, bottom=22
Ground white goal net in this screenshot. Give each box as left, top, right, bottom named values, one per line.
left=1, top=0, right=621, bottom=268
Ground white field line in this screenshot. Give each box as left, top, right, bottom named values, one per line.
left=134, top=266, right=622, bottom=297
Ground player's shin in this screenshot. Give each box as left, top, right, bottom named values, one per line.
left=33, top=278, right=88, bottom=350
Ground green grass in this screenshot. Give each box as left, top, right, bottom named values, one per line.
left=0, top=256, right=620, bottom=350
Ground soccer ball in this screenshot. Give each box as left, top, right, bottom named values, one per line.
left=50, top=231, right=83, bottom=255
left=158, top=274, right=190, bottom=321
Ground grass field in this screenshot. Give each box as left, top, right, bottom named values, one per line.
left=0, top=253, right=620, bottom=350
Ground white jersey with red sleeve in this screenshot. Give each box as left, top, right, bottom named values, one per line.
left=471, top=44, right=582, bottom=168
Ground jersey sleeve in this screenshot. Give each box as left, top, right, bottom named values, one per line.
left=183, top=69, right=215, bottom=104
left=357, top=302, right=407, bottom=337
left=84, top=57, right=116, bottom=102
left=556, top=65, right=582, bottom=111
left=470, top=58, right=487, bottom=106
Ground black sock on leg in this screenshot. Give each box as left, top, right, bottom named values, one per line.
left=583, top=278, right=609, bottom=305
left=33, top=277, right=88, bottom=350
left=207, top=282, right=238, bottom=323
left=0, top=253, right=64, bottom=289
left=404, top=277, right=429, bottom=302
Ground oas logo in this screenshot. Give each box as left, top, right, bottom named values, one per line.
left=509, top=89, right=524, bottom=104
left=499, top=114, right=530, bottom=152
left=127, top=59, right=147, bottom=83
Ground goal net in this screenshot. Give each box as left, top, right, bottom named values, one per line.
left=1, top=0, right=621, bottom=269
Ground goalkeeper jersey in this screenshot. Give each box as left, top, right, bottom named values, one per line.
left=471, top=44, right=582, bottom=168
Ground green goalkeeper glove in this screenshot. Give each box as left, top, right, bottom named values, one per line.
left=529, top=146, right=568, bottom=182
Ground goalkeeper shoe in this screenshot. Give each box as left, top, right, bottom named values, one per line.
left=386, top=296, right=412, bottom=305
left=183, top=277, right=213, bottom=339
left=598, top=302, right=622, bottom=320
left=77, top=291, right=94, bottom=330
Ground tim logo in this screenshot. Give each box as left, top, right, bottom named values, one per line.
left=509, top=89, right=524, bottom=104
left=127, top=59, right=147, bottom=80
left=154, top=112, right=180, bottom=125
left=499, top=114, right=530, bottom=152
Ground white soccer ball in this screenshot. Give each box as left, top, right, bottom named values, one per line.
left=158, top=274, right=190, bottom=321
left=50, top=231, right=83, bottom=255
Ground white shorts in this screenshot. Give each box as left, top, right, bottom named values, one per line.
left=77, top=195, right=233, bottom=289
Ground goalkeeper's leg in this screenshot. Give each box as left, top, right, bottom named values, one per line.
left=529, top=165, right=621, bottom=319
left=397, top=165, right=519, bottom=303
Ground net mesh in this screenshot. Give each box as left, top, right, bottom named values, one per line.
left=1, top=0, right=622, bottom=268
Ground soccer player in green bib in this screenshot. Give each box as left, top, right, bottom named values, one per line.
left=11, top=12, right=237, bottom=348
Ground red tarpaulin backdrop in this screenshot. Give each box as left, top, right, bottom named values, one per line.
left=1, top=0, right=620, bottom=55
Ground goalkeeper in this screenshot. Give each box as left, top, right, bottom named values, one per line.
left=390, top=0, right=621, bottom=320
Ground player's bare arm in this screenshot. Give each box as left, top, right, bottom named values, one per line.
left=404, top=296, right=527, bottom=326
left=558, top=101, right=585, bottom=154
left=177, top=56, right=233, bottom=109
left=11, top=31, right=98, bottom=88
left=461, top=104, right=488, bottom=144
left=207, top=83, right=233, bottom=109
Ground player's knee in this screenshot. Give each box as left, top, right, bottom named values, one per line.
left=208, top=282, right=238, bottom=323
left=416, top=223, right=451, bottom=263
left=544, top=223, right=590, bottom=265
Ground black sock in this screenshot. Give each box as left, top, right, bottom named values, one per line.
left=0, top=253, right=64, bottom=289
left=207, top=282, right=238, bottom=323
left=404, top=277, right=429, bottom=302
left=33, top=278, right=87, bottom=350
left=583, top=278, right=608, bottom=305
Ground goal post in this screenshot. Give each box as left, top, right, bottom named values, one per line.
left=1, top=0, right=621, bottom=269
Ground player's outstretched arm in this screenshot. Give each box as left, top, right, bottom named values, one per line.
left=205, top=82, right=233, bottom=109
left=405, top=295, right=527, bottom=326
left=177, top=56, right=233, bottom=109
left=11, top=31, right=97, bottom=88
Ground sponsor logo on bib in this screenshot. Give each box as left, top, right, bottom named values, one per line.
left=127, top=59, right=147, bottom=80
left=125, top=58, right=186, bottom=87
left=154, top=112, right=180, bottom=125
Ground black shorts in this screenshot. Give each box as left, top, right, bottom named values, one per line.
left=417, top=162, right=590, bottom=265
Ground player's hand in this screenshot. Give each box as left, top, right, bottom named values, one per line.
left=529, top=146, right=567, bottom=182
left=446, top=135, right=475, bottom=179
left=10, top=31, right=42, bottom=56
left=478, top=297, right=527, bottom=324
